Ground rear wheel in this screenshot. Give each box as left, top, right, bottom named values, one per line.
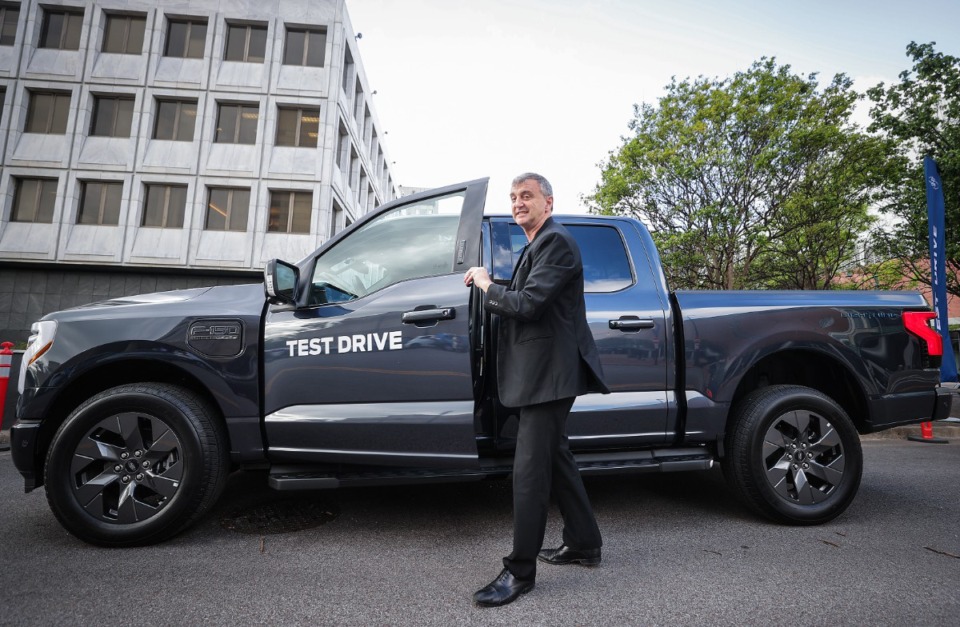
left=724, top=385, right=862, bottom=525
left=44, top=383, right=229, bottom=546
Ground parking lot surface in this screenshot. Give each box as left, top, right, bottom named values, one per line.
left=1, top=438, right=958, bottom=626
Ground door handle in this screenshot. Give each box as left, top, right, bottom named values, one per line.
left=609, top=317, right=655, bottom=331
left=402, top=307, right=456, bottom=324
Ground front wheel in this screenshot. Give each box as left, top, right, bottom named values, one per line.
left=724, top=385, right=862, bottom=525
left=44, top=383, right=229, bottom=546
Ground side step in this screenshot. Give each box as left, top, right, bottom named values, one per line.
left=577, top=448, right=714, bottom=475
left=268, top=465, right=510, bottom=491
left=268, top=447, right=715, bottom=491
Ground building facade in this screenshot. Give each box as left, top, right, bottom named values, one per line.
left=0, top=0, right=396, bottom=342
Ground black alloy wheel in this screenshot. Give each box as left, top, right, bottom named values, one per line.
left=724, top=385, right=863, bottom=525
left=45, top=383, right=229, bottom=546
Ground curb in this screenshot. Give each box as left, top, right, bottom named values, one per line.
left=861, top=422, right=960, bottom=441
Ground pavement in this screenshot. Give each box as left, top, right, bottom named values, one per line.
left=2, top=438, right=959, bottom=625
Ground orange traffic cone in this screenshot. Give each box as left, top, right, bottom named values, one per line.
left=907, top=421, right=949, bottom=444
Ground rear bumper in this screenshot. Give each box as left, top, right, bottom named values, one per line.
left=933, top=382, right=960, bottom=421
left=863, top=385, right=959, bottom=433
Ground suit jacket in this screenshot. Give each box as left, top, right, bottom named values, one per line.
left=483, top=217, right=609, bottom=408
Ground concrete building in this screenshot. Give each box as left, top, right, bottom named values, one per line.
left=0, top=0, right=396, bottom=342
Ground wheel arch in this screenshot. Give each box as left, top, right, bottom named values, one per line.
left=32, top=359, right=228, bottom=489
left=729, top=349, right=870, bottom=435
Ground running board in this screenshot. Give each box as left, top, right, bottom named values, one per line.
left=576, top=448, right=714, bottom=475
left=268, top=447, right=715, bottom=491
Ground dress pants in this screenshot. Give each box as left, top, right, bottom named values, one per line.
left=503, top=396, right=602, bottom=580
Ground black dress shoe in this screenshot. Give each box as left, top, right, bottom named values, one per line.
left=473, top=568, right=535, bottom=607
left=538, top=544, right=602, bottom=566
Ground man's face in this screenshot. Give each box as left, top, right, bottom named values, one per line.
left=510, top=179, right=553, bottom=237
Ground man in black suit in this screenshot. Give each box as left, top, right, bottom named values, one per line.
left=464, top=173, right=609, bottom=607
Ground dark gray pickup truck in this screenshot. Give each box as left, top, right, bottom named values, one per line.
left=11, top=178, right=959, bottom=546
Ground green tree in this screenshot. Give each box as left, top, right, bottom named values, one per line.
left=589, top=58, right=890, bottom=290
left=866, top=42, right=960, bottom=298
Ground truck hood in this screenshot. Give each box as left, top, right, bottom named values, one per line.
left=72, top=286, right=216, bottom=309
left=47, top=283, right=267, bottom=322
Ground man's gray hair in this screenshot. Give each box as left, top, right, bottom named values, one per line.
left=512, top=172, right=553, bottom=197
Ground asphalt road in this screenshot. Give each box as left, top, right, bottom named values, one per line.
left=1, top=439, right=958, bottom=626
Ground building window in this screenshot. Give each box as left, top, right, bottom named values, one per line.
left=205, top=187, right=249, bottom=231
left=0, top=3, right=19, bottom=46
left=342, top=47, right=354, bottom=97
left=349, top=148, right=359, bottom=190
left=165, top=17, right=206, bottom=58
left=268, top=190, right=311, bottom=233
left=12, top=178, right=57, bottom=223
left=78, top=181, right=122, bottom=225
left=154, top=99, right=197, bottom=141
left=283, top=27, right=325, bottom=67
left=25, top=91, right=71, bottom=134
left=142, top=183, right=186, bottom=228
left=224, top=22, right=266, bottom=63
left=276, top=106, right=320, bottom=147
left=215, top=103, right=258, bottom=144
left=102, top=13, right=145, bottom=54
left=39, top=7, right=83, bottom=50
left=354, top=83, right=364, bottom=131
left=331, top=199, right=344, bottom=236
left=90, top=95, right=134, bottom=137
left=336, top=121, right=349, bottom=170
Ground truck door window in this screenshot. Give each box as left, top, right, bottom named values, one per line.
left=308, top=192, right=465, bottom=305
left=499, top=223, right=634, bottom=293
left=567, top=225, right=634, bottom=293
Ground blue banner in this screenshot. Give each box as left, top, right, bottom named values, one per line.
left=924, top=155, right=958, bottom=382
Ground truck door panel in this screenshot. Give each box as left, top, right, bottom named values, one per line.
left=263, top=181, right=487, bottom=467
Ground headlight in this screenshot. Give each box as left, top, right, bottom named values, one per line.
left=17, top=320, right=57, bottom=394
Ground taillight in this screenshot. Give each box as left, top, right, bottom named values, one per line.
left=903, top=311, right=943, bottom=357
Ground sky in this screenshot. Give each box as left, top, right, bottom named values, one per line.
left=345, top=0, right=960, bottom=214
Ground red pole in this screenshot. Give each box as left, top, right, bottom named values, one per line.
left=0, top=341, right=12, bottom=451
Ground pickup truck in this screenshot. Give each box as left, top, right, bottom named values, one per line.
left=11, top=178, right=959, bottom=546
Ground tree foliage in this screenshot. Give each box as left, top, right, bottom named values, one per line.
left=867, top=42, right=960, bottom=298
left=588, top=59, right=891, bottom=290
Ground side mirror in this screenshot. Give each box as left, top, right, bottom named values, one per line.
left=264, top=259, right=300, bottom=305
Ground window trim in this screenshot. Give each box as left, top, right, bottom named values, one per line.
left=276, top=106, right=320, bottom=148
left=12, top=177, right=58, bottom=223
left=224, top=21, right=267, bottom=63
left=142, top=183, right=187, bottom=228
left=215, top=102, right=259, bottom=144
left=25, top=90, right=71, bottom=134
left=268, top=190, right=312, bottom=234
left=90, top=94, right=134, bottom=137
left=153, top=98, right=197, bottom=141
left=77, top=180, right=123, bottom=225
left=39, top=6, right=84, bottom=50
left=283, top=26, right=326, bottom=67
left=0, top=3, right=20, bottom=46
left=205, top=186, right=250, bottom=232
left=164, top=17, right=207, bottom=58
left=102, top=12, right=146, bottom=54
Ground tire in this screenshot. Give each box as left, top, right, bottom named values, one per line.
left=44, top=383, right=229, bottom=546
left=724, top=385, right=862, bottom=525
